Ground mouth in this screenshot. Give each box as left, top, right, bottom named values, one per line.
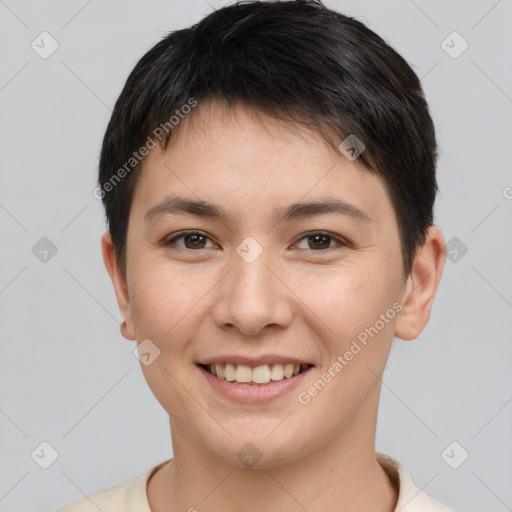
left=197, top=362, right=314, bottom=385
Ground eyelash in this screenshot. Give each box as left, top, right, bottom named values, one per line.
left=164, top=230, right=348, bottom=253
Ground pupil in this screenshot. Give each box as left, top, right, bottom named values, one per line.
left=311, top=234, right=329, bottom=250
left=186, top=234, right=205, bottom=249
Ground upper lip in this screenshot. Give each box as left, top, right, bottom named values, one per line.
left=197, top=355, right=314, bottom=367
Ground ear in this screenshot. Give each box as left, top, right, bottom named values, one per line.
left=101, top=232, right=136, bottom=340
left=394, top=226, right=446, bottom=341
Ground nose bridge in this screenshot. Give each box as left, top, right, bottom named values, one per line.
left=213, top=238, right=292, bottom=335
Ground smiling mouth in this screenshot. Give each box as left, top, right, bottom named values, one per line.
left=197, top=363, right=313, bottom=385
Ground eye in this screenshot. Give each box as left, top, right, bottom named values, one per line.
left=163, top=230, right=348, bottom=252
left=165, top=231, right=216, bottom=250
left=294, top=231, right=347, bottom=251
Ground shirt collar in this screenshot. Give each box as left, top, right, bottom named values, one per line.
left=127, top=454, right=455, bottom=512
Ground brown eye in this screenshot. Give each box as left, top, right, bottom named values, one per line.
left=295, top=232, right=346, bottom=251
left=166, top=231, right=215, bottom=250
left=308, top=233, right=332, bottom=250
left=183, top=233, right=207, bottom=249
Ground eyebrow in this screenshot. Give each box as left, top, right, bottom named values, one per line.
left=144, top=196, right=371, bottom=225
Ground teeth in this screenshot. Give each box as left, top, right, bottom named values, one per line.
left=252, top=365, right=271, bottom=384
left=215, top=363, right=224, bottom=379
left=235, top=364, right=252, bottom=383
left=283, top=363, right=294, bottom=378
left=224, top=363, right=236, bottom=381
left=270, top=363, right=284, bottom=381
left=206, top=362, right=309, bottom=384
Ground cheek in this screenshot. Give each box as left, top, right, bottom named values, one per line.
left=293, top=260, right=399, bottom=350
left=291, top=263, right=400, bottom=425
left=127, top=261, right=212, bottom=415
left=128, top=258, right=211, bottom=343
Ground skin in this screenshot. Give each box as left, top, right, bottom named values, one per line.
left=102, top=100, right=446, bottom=512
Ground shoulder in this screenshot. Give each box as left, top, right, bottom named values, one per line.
left=377, top=453, right=457, bottom=512
left=55, top=460, right=169, bottom=512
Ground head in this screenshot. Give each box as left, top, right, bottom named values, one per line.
left=100, top=0, right=445, bottom=468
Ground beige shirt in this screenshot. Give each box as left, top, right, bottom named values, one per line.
left=56, top=453, right=456, bottom=511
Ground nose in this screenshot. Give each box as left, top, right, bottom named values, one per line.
left=212, top=247, right=294, bottom=336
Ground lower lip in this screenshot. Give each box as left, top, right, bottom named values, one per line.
left=197, top=365, right=314, bottom=403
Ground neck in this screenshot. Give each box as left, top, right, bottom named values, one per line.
left=148, top=415, right=397, bottom=512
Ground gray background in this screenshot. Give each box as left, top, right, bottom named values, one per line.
left=1, top=0, right=511, bottom=510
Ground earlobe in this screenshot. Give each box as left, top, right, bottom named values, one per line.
left=101, top=232, right=136, bottom=341
left=394, top=226, right=446, bottom=341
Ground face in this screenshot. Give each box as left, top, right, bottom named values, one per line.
left=104, top=100, right=444, bottom=469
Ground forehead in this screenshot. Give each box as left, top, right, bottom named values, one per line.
left=131, top=101, right=395, bottom=226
